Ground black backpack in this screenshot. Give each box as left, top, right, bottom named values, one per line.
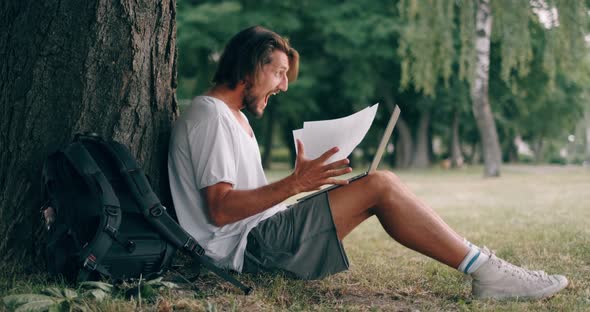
left=41, top=133, right=251, bottom=294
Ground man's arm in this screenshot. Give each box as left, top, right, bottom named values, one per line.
left=205, top=140, right=352, bottom=226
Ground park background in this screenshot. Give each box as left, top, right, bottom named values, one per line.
left=1, top=0, right=590, bottom=311
left=176, top=0, right=590, bottom=173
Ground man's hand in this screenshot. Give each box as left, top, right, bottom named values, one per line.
left=289, top=139, right=352, bottom=193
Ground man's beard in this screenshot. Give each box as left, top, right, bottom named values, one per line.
left=243, top=82, right=263, bottom=118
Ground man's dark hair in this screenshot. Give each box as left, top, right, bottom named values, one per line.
left=213, top=26, right=299, bottom=89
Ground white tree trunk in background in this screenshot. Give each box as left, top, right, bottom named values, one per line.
left=471, top=0, right=502, bottom=176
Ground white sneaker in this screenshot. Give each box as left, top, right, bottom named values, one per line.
left=471, top=247, right=568, bottom=300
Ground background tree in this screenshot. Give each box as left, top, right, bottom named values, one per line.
left=0, top=0, right=177, bottom=271
left=397, top=0, right=589, bottom=176
left=490, top=20, right=589, bottom=163
left=471, top=0, right=502, bottom=176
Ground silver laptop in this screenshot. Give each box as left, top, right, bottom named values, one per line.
left=297, top=105, right=401, bottom=202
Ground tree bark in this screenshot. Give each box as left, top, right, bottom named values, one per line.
left=585, top=110, right=590, bottom=163
left=450, top=111, right=464, bottom=168
left=0, top=0, right=177, bottom=272
left=467, top=142, right=481, bottom=165
left=395, top=117, right=413, bottom=168
left=471, top=0, right=502, bottom=177
left=532, top=138, right=544, bottom=163
left=412, top=110, right=431, bottom=168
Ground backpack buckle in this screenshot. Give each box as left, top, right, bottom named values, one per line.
left=40, top=202, right=56, bottom=230
left=195, top=245, right=205, bottom=256
left=149, top=205, right=163, bottom=217
left=184, top=238, right=205, bottom=256
left=105, top=205, right=119, bottom=216
left=104, top=224, right=117, bottom=236
left=83, top=254, right=98, bottom=271
left=126, top=241, right=136, bottom=253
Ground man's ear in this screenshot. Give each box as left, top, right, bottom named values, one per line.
left=236, top=79, right=248, bottom=90
left=240, top=74, right=256, bottom=88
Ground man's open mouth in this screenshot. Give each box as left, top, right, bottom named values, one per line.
left=264, top=91, right=279, bottom=106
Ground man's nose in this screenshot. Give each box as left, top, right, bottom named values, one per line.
left=280, top=74, right=288, bottom=92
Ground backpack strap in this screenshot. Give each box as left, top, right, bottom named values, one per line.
left=98, top=140, right=252, bottom=295
left=41, top=153, right=62, bottom=228
left=63, top=142, right=122, bottom=282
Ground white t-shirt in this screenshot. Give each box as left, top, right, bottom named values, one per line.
left=168, top=96, right=287, bottom=271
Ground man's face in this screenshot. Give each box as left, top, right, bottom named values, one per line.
left=243, top=50, right=289, bottom=118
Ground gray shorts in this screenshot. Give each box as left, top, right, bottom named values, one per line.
left=242, top=192, right=349, bottom=280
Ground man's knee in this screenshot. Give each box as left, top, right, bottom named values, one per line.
left=366, top=170, right=402, bottom=194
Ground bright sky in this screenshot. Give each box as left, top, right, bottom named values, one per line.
left=531, top=1, right=590, bottom=44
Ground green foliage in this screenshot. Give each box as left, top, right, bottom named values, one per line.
left=489, top=18, right=589, bottom=159
left=396, top=0, right=589, bottom=164
left=1, top=279, right=177, bottom=312
left=492, top=0, right=534, bottom=82
left=3, top=294, right=57, bottom=312
left=176, top=1, right=243, bottom=98
left=544, top=0, right=590, bottom=88
left=399, top=0, right=589, bottom=95
left=398, top=0, right=455, bottom=95
left=458, top=0, right=475, bottom=83
left=3, top=288, right=80, bottom=312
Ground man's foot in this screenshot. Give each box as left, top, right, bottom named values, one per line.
left=471, top=247, right=568, bottom=300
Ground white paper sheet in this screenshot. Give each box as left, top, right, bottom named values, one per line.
left=292, top=103, right=378, bottom=164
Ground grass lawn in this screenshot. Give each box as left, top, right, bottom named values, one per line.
left=2, top=165, right=589, bottom=311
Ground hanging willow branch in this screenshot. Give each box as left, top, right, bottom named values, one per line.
left=397, top=0, right=588, bottom=96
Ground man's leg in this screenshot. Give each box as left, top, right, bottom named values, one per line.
left=327, top=170, right=469, bottom=268
left=327, top=170, right=569, bottom=299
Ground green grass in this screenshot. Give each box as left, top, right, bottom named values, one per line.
left=2, top=165, right=589, bottom=311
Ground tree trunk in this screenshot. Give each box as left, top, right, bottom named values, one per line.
left=412, top=110, right=431, bottom=168
left=532, top=138, right=544, bottom=163
left=450, top=111, right=464, bottom=168
left=261, top=105, right=275, bottom=169
left=468, top=142, right=481, bottom=165
left=395, top=117, right=413, bottom=168
left=0, top=0, right=177, bottom=272
left=507, top=141, right=518, bottom=163
left=471, top=0, right=502, bottom=177
left=585, top=110, right=590, bottom=162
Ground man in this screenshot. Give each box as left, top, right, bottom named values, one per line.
left=168, top=26, right=568, bottom=299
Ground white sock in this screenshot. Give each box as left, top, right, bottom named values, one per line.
left=457, top=239, right=489, bottom=274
